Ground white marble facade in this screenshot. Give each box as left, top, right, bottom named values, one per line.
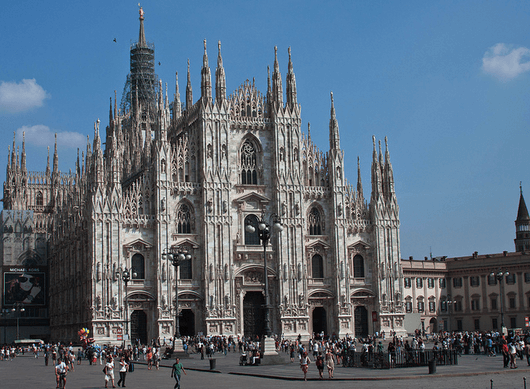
left=2, top=9, right=405, bottom=344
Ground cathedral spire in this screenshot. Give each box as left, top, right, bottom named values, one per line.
left=46, top=146, right=50, bottom=177
left=21, top=131, right=26, bottom=174
left=186, top=59, right=193, bottom=109
left=215, top=40, right=226, bottom=105
left=52, top=133, right=59, bottom=178
left=266, top=65, right=272, bottom=103
left=11, top=132, right=16, bottom=172
left=286, top=47, right=297, bottom=107
left=173, top=71, right=181, bottom=119
left=272, top=46, right=283, bottom=106
left=329, top=92, right=340, bottom=150
left=138, top=6, right=147, bottom=48
left=201, top=39, right=212, bottom=102
left=357, top=156, right=363, bottom=198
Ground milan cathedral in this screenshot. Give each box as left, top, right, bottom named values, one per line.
left=2, top=8, right=405, bottom=344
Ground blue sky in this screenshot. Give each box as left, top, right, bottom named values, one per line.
left=1, top=0, right=530, bottom=260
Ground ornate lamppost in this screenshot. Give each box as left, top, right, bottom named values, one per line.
left=12, top=302, right=25, bottom=341
left=446, top=298, right=456, bottom=332
left=163, top=248, right=191, bottom=343
left=491, top=269, right=509, bottom=334
left=245, top=213, right=283, bottom=338
left=122, top=268, right=131, bottom=346
left=1, top=309, right=10, bottom=343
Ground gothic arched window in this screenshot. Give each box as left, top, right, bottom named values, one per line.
left=177, top=204, right=192, bottom=233
left=36, top=191, right=43, bottom=207
left=308, top=207, right=323, bottom=235
left=312, top=254, right=324, bottom=278
left=132, top=253, right=145, bottom=279
left=244, top=214, right=260, bottom=245
left=353, top=254, right=365, bottom=278
left=241, top=140, right=258, bottom=185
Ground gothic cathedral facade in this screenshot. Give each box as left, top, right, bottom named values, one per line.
left=2, top=9, right=405, bottom=344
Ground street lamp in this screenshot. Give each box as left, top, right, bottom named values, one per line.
left=12, top=302, right=25, bottom=341
left=163, top=248, right=192, bottom=342
left=122, top=268, right=131, bottom=346
left=446, top=298, right=457, bottom=332
left=490, top=269, right=509, bottom=333
left=1, top=309, right=11, bottom=344
left=245, top=213, right=283, bottom=338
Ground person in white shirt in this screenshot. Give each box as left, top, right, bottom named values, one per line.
left=104, top=356, right=116, bottom=388
left=55, top=357, right=68, bottom=388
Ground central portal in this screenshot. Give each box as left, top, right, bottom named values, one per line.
left=243, top=291, right=265, bottom=339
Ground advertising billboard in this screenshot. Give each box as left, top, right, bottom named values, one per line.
left=3, top=270, right=46, bottom=306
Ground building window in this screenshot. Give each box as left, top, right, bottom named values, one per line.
left=416, top=278, right=423, bottom=288
left=405, top=301, right=412, bottom=313
left=353, top=255, right=365, bottom=278
left=471, top=299, right=480, bottom=311
left=454, top=300, right=463, bottom=312
left=404, top=278, right=411, bottom=288
left=312, top=254, right=324, bottom=279
left=176, top=204, right=192, bottom=233
left=491, top=298, right=497, bottom=310
left=132, top=253, right=145, bottom=279
left=506, top=274, right=516, bottom=285
left=511, top=317, right=517, bottom=328
left=509, top=297, right=516, bottom=309
left=453, top=277, right=463, bottom=288
left=474, top=319, right=480, bottom=330
left=441, top=299, right=447, bottom=312
left=308, top=207, right=323, bottom=235
left=180, top=256, right=192, bottom=279
left=417, top=301, right=424, bottom=313
left=36, top=191, right=43, bottom=207
left=244, top=214, right=260, bottom=245
left=439, top=278, right=446, bottom=288
left=428, top=278, right=434, bottom=288
left=492, top=318, right=498, bottom=329
left=240, top=139, right=258, bottom=185
left=429, top=301, right=436, bottom=312
left=525, top=273, right=530, bottom=283
left=457, top=319, right=463, bottom=331
left=470, top=276, right=480, bottom=287
left=488, top=274, right=497, bottom=285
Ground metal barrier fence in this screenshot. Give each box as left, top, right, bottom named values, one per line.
left=342, top=349, right=458, bottom=369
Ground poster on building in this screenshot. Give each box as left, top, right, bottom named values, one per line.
left=3, top=271, right=46, bottom=306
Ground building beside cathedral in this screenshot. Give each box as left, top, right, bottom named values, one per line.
left=1, top=8, right=405, bottom=344
left=401, top=187, right=530, bottom=334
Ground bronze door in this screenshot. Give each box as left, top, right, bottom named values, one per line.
left=130, top=310, right=147, bottom=345
left=243, top=291, right=265, bottom=339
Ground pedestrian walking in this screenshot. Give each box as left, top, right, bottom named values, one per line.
left=325, top=348, right=334, bottom=379
left=171, top=357, right=187, bottom=389
left=117, top=356, right=128, bottom=387
left=104, top=356, right=116, bottom=388
left=300, top=351, right=311, bottom=381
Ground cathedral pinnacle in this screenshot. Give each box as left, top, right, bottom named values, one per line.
left=215, top=40, right=226, bottom=105
left=186, top=59, right=193, bottom=109
left=329, top=92, right=340, bottom=150
left=201, top=39, right=212, bottom=102
left=286, top=47, right=297, bottom=107
left=138, top=5, right=147, bottom=48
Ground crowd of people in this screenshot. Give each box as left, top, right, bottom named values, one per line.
left=1, top=329, right=530, bottom=385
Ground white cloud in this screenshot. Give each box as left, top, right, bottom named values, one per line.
left=0, top=79, right=49, bottom=113
left=17, top=125, right=86, bottom=150
left=482, top=43, right=530, bottom=81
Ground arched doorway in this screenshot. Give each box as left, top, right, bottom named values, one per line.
left=312, top=307, right=327, bottom=337
left=131, top=310, right=147, bottom=345
left=243, top=291, right=265, bottom=338
left=429, top=317, right=437, bottom=333
left=354, top=306, right=368, bottom=338
left=180, top=309, right=195, bottom=336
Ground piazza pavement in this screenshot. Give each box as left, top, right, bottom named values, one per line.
left=1, top=348, right=530, bottom=389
